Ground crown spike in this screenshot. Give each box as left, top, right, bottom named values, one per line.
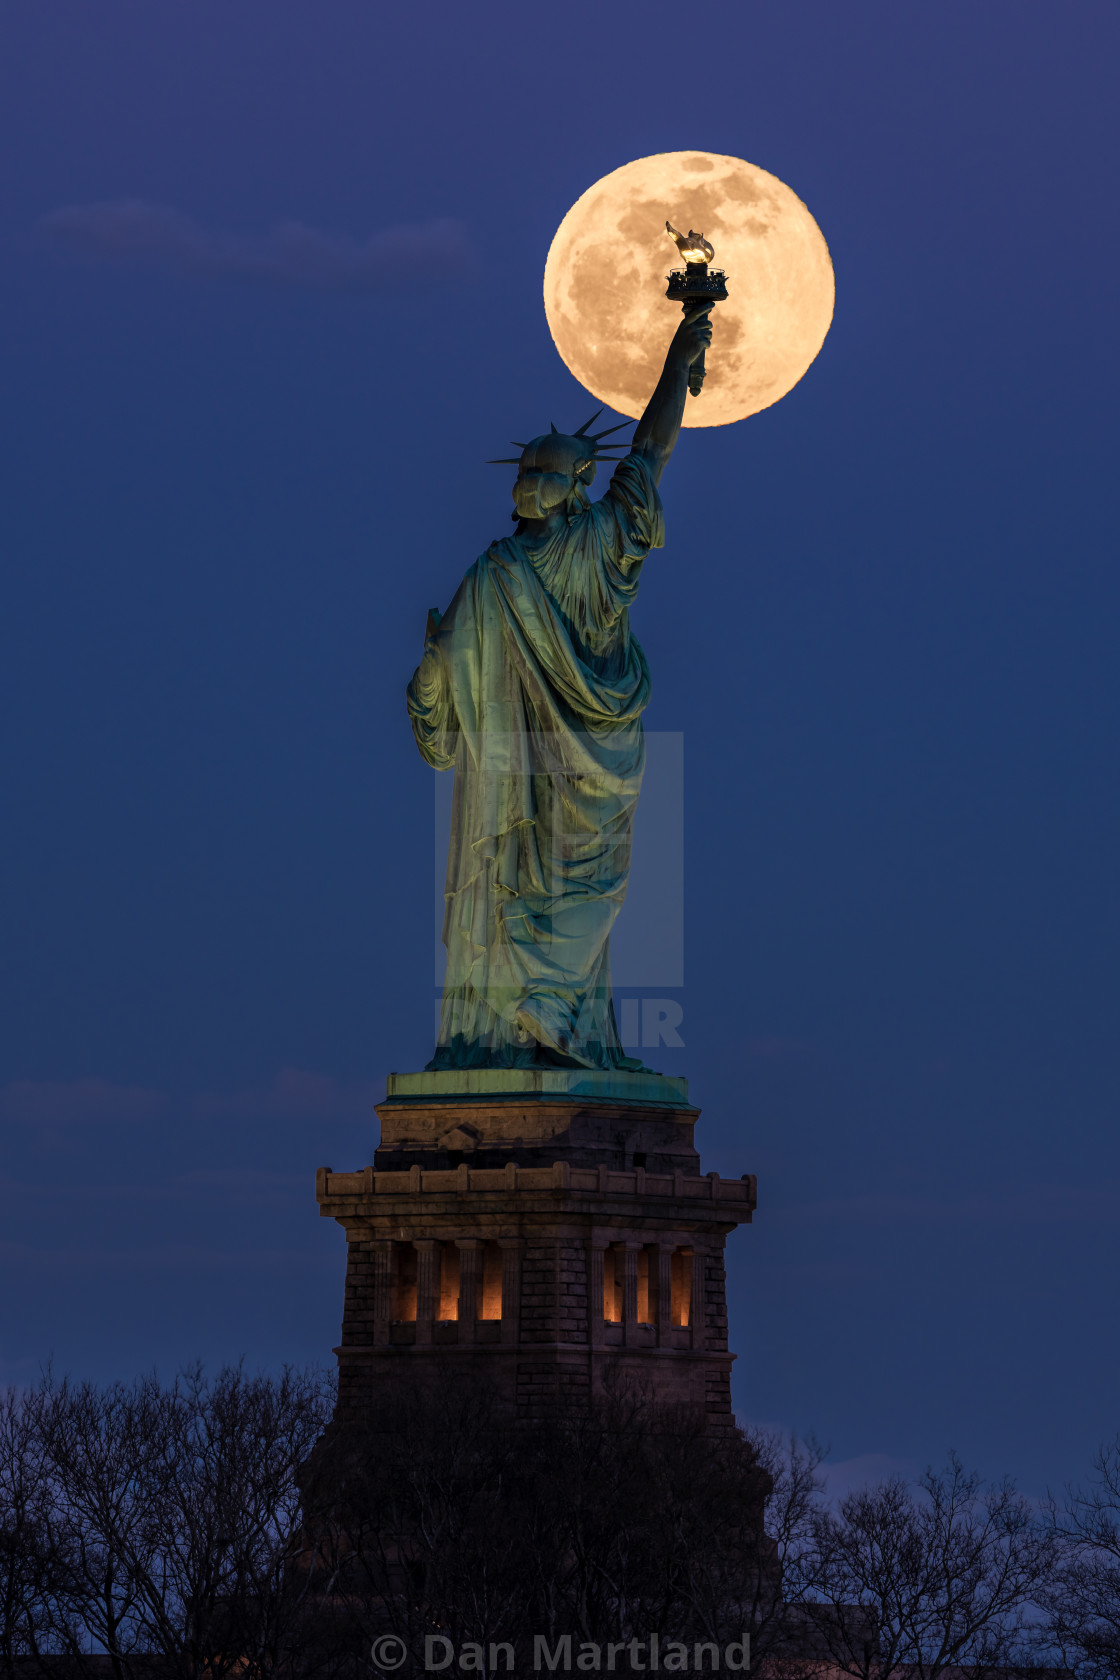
left=550, top=422, right=559, bottom=434
left=487, top=457, right=523, bottom=465
left=574, top=407, right=604, bottom=436
left=590, top=421, right=632, bottom=443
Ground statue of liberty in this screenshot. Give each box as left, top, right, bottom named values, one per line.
left=407, top=300, right=713, bottom=1071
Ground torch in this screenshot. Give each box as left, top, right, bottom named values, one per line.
left=664, top=222, right=729, bottom=398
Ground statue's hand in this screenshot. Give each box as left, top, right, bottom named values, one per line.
left=669, top=302, right=713, bottom=370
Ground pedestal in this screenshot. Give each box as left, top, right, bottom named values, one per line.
left=315, top=1068, right=755, bottom=1428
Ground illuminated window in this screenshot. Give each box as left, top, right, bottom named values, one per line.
left=439, top=1243, right=460, bottom=1321
left=637, top=1248, right=651, bottom=1324
left=479, top=1240, right=503, bottom=1320
left=670, top=1248, right=692, bottom=1327
left=603, top=1247, right=622, bottom=1322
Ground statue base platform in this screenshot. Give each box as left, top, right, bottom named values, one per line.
left=313, top=1069, right=754, bottom=1431
left=375, top=1066, right=697, bottom=1175
left=385, top=1066, right=690, bottom=1108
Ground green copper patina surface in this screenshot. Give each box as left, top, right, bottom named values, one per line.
left=385, top=1067, right=691, bottom=1108
left=408, top=302, right=713, bottom=1072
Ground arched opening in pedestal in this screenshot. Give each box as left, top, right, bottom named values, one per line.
left=439, top=1243, right=460, bottom=1320
left=479, top=1240, right=503, bottom=1320
left=637, top=1248, right=651, bottom=1323
left=603, top=1248, right=622, bottom=1322
left=671, top=1248, right=693, bottom=1327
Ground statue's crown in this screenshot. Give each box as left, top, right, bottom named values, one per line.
left=487, top=409, right=631, bottom=479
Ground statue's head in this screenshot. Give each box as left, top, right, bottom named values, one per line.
left=488, top=411, right=631, bottom=523
left=511, top=432, right=597, bottom=520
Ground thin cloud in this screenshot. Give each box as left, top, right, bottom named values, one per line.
left=823, top=1451, right=917, bottom=1502
left=772, top=1183, right=1120, bottom=1228
left=191, top=1067, right=376, bottom=1123
left=0, top=1238, right=332, bottom=1275
left=0, top=1067, right=374, bottom=1127
left=35, top=199, right=473, bottom=291
left=0, top=1168, right=306, bottom=1208
left=0, top=1077, right=168, bottom=1126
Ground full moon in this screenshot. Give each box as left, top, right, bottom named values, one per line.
left=543, top=151, right=834, bottom=428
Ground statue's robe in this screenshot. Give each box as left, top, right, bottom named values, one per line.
left=407, top=453, right=664, bottom=1069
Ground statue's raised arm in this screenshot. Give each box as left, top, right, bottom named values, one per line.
left=630, top=300, right=713, bottom=484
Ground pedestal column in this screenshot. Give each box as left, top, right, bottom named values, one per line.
left=371, top=1240, right=393, bottom=1347
left=456, top=1238, right=481, bottom=1342
left=414, top=1239, right=440, bottom=1346
left=498, top=1238, right=524, bottom=1345
left=589, top=1237, right=609, bottom=1347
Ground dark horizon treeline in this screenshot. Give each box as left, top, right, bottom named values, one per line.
left=0, top=1365, right=1118, bottom=1680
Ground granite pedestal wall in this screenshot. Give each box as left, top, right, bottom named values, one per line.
left=317, top=1068, right=755, bottom=1428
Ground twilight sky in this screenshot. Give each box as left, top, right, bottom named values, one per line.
left=2, top=1, right=1118, bottom=1496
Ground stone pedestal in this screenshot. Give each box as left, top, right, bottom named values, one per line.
left=316, top=1068, right=755, bottom=1428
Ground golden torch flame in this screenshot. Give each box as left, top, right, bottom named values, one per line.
left=665, top=221, right=715, bottom=264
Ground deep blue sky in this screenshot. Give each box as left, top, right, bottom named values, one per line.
left=2, top=1, right=1118, bottom=1497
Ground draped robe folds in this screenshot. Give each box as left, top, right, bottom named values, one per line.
left=407, top=453, right=664, bottom=1070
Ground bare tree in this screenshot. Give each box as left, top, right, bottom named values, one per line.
left=0, top=1365, right=335, bottom=1680
left=302, top=1373, right=534, bottom=1665
left=736, top=1430, right=830, bottom=1675
left=518, top=1385, right=775, bottom=1649
left=4, top=1364, right=1074, bottom=1680
left=30, top=1371, right=164, bottom=1680
left=299, top=1371, right=778, bottom=1671
left=807, top=1453, right=1057, bottom=1680
left=1042, top=1438, right=1120, bottom=1680
left=0, top=1384, right=57, bottom=1673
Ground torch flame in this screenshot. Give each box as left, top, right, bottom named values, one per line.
left=666, top=221, right=715, bottom=264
